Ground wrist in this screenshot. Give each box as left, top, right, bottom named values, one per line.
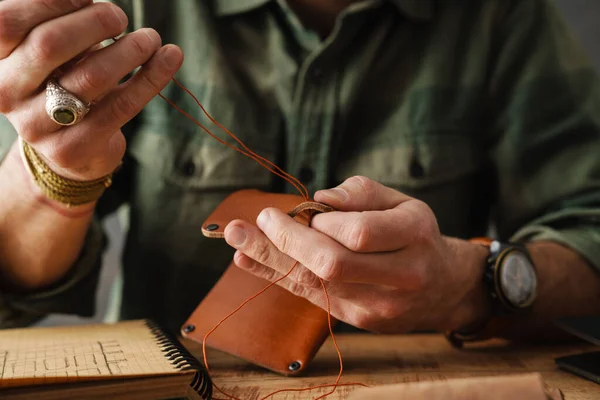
left=10, top=141, right=97, bottom=218
left=441, top=237, right=491, bottom=332
left=17, top=138, right=111, bottom=212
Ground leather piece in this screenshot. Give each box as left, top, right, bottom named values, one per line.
left=182, top=262, right=333, bottom=376
left=288, top=201, right=335, bottom=218
left=201, top=189, right=314, bottom=238
left=184, top=189, right=337, bottom=375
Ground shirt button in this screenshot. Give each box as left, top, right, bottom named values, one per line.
left=310, top=67, right=324, bottom=82
left=298, top=166, right=315, bottom=184
left=182, top=160, right=196, bottom=176
left=409, top=158, right=425, bottom=179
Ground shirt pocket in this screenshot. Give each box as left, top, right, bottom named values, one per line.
left=127, top=107, right=281, bottom=193
left=335, top=131, right=481, bottom=187
left=334, top=130, right=484, bottom=237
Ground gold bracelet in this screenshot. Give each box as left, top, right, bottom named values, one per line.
left=19, top=138, right=113, bottom=207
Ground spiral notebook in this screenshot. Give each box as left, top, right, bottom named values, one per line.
left=0, top=320, right=212, bottom=400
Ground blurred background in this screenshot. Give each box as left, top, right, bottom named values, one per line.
left=35, top=0, right=600, bottom=327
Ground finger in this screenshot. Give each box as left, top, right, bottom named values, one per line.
left=234, top=247, right=384, bottom=304
left=55, top=42, right=105, bottom=76
left=248, top=207, right=410, bottom=285
left=314, top=175, right=412, bottom=211
left=233, top=251, right=370, bottom=323
left=77, top=44, right=183, bottom=138
left=17, top=29, right=162, bottom=139
left=62, top=29, right=161, bottom=103
left=0, top=0, right=93, bottom=59
left=225, top=220, right=321, bottom=289
left=9, top=2, right=128, bottom=94
left=310, top=205, right=423, bottom=252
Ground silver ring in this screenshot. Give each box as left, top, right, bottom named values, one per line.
left=45, top=79, right=90, bottom=126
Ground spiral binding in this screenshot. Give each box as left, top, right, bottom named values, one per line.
left=144, top=320, right=213, bottom=399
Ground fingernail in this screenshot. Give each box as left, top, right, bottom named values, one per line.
left=162, top=46, right=181, bottom=69
left=319, top=188, right=347, bottom=202
left=257, top=209, right=271, bottom=229
left=226, top=226, right=246, bottom=247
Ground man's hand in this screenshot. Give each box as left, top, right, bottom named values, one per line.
left=224, top=176, right=489, bottom=333
left=0, top=0, right=183, bottom=184
left=0, top=0, right=183, bottom=290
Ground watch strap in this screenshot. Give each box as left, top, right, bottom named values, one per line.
left=445, top=237, right=502, bottom=348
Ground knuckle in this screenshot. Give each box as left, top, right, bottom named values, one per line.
left=347, top=175, right=378, bottom=206
left=252, top=240, right=273, bottom=266
left=108, top=92, right=138, bottom=121
left=254, top=264, right=278, bottom=282
left=127, top=30, right=158, bottom=60
left=15, top=118, right=42, bottom=142
left=347, top=215, right=371, bottom=252
left=137, top=69, right=164, bottom=94
left=273, top=228, right=292, bottom=253
left=377, top=301, right=402, bottom=321
left=350, top=175, right=376, bottom=194
left=127, top=35, right=149, bottom=60
left=94, top=3, right=127, bottom=34
left=402, top=265, right=428, bottom=292
left=293, top=267, right=320, bottom=289
left=107, top=131, right=127, bottom=159
left=285, top=280, right=309, bottom=298
left=316, top=253, right=343, bottom=282
left=411, top=201, right=438, bottom=242
left=74, top=64, right=109, bottom=94
left=28, top=29, right=59, bottom=63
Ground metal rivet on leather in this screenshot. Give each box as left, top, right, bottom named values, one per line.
left=183, top=324, right=195, bottom=333
left=205, top=224, right=219, bottom=231
left=288, top=361, right=301, bottom=371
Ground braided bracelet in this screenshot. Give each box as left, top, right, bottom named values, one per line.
left=18, top=137, right=113, bottom=207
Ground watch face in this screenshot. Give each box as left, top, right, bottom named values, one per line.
left=498, top=250, right=538, bottom=309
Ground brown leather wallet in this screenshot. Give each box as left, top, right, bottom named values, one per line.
left=182, top=189, right=336, bottom=376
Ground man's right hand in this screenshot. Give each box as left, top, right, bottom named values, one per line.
left=0, top=0, right=183, bottom=183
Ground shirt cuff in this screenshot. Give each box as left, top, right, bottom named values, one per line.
left=0, top=217, right=105, bottom=328
left=511, top=212, right=600, bottom=272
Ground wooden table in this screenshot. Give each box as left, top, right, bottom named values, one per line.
left=183, top=334, right=600, bottom=399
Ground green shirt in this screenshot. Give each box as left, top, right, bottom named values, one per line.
left=1, top=0, right=600, bottom=333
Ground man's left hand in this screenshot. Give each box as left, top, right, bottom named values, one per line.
left=224, top=176, right=488, bottom=333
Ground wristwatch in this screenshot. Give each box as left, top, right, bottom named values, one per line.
left=446, top=238, right=539, bottom=347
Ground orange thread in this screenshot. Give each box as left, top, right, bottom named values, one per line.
left=160, top=75, right=369, bottom=399
left=112, top=35, right=368, bottom=398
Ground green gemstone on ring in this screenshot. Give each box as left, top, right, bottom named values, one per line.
left=53, top=108, right=75, bottom=125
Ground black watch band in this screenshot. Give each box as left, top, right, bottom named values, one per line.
left=445, top=238, right=538, bottom=348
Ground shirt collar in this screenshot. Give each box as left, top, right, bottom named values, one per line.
left=213, top=0, right=434, bottom=20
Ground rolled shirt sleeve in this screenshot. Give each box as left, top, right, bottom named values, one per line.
left=0, top=0, right=137, bottom=329
left=489, top=0, right=600, bottom=270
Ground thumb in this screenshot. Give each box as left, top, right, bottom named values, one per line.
left=314, top=175, right=412, bottom=211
